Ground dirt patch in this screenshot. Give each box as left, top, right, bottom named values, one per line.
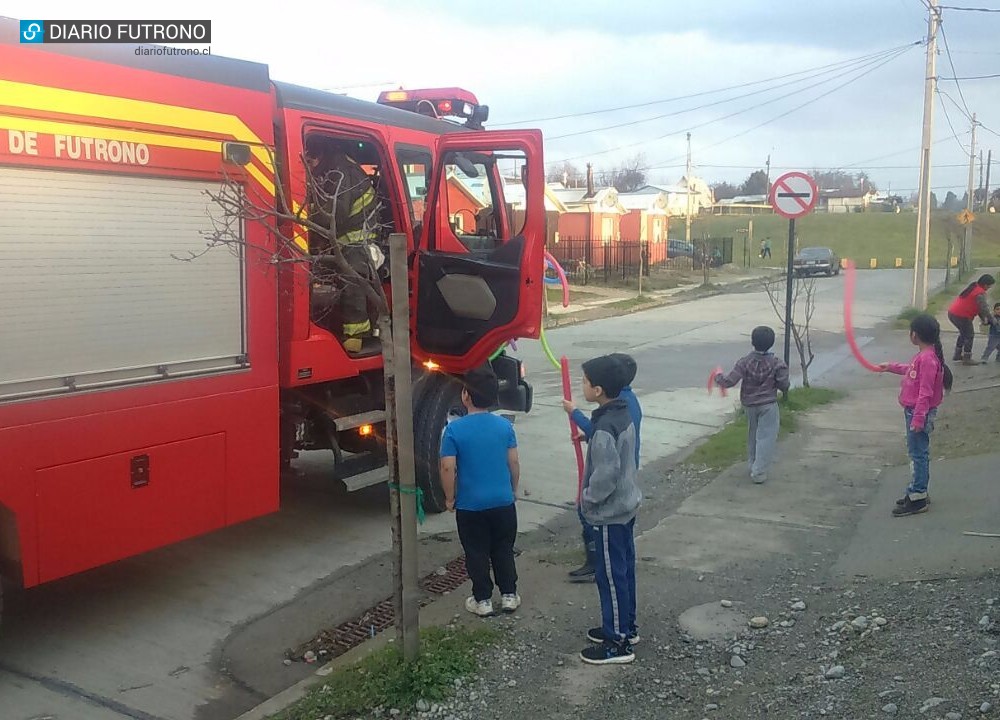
left=933, top=363, right=1000, bottom=459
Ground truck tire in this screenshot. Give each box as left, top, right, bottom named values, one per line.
left=412, top=374, right=465, bottom=514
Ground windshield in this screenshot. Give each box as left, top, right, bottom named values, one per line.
left=798, top=247, right=831, bottom=258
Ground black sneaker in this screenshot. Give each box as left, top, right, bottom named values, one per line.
left=568, top=563, right=595, bottom=582
left=587, top=626, right=641, bottom=645
left=892, top=496, right=929, bottom=517
left=896, top=495, right=930, bottom=506
left=580, top=640, right=635, bottom=665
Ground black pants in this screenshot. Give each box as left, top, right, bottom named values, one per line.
left=948, top=312, right=975, bottom=357
left=456, top=504, right=518, bottom=601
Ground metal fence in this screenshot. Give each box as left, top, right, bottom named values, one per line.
left=547, top=238, right=664, bottom=284
left=546, top=236, right=734, bottom=285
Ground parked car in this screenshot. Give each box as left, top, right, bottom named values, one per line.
left=793, top=246, right=841, bottom=277
left=668, top=239, right=694, bottom=258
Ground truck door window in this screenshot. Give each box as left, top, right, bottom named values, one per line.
left=396, top=147, right=432, bottom=228
left=438, top=150, right=526, bottom=255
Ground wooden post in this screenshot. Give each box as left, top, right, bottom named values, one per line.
left=381, top=233, right=420, bottom=660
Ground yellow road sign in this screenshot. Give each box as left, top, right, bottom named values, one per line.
left=957, top=209, right=975, bottom=225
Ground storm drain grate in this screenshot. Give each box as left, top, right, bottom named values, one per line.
left=420, top=556, right=468, bottom=594
left=292, top=555, right=469, bottom=663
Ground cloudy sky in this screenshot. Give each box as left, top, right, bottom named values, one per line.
left=6, top=1, right=999, bottom=196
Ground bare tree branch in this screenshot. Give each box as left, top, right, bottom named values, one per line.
left=189, top=154, right=390, bottom=320
left=760, top=275, right=818, bottom=387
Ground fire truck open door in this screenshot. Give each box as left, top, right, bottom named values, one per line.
left=413, top=130, right=544, bottom=373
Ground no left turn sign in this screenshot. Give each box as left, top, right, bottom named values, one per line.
left=769, top=171, right=818, bottom=220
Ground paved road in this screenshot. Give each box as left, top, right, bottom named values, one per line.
left=0, top=269, right=942, bottom=720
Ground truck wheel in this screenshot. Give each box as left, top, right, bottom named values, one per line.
left=412, top=374, right=465, bottom=514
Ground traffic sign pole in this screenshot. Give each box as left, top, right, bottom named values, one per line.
left=784, top=218, right=795, bottom=367
left=768, top=171, right=819, bottom=369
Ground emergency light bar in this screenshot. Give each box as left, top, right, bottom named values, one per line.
left=377, top=87, right=489, bottom=129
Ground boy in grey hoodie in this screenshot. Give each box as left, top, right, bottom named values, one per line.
left=576, top=355, right=642, bottom=665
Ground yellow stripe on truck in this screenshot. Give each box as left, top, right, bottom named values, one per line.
left=290, top=200, right=309, bottom=252
left=0, top=79, right=275, bottom=189
left=0, top=114, right=274, bottom=194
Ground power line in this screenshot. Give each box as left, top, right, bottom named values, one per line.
left=492, top=43, right=920, bottom=127
left=638, top=45, right=917, bottom=170
left=842, top=132, right=970, bottom=167
left=937, top=21, right=973, bottom=119
left=639, top=161, right=970, bottom=172
left=684, top=48, right=919, bottom=160
left=937, top=88, right=971, bottom=153
left=938, top=4, right=1000, bottom=11
left=939, top=73, right=1000, bottom=79
left=544, top=46, right=911, bottom=141
left=553, top=45, right=915, bottom=164
left=938, top=87, right=974, bottom=121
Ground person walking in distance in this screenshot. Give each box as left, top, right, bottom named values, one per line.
left=947, top=274, right=998, bottom=365
left=440, top=367, right=522, bottom=617
left=562, top=354, right=643, bottom=583
left=715, top=326, right=790, bottom=483
left=877, top=314, right=953, bottom=517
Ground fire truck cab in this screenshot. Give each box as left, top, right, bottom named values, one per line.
left=0, top=19, right=544, bottom=608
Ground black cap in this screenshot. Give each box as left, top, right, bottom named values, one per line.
left=582, top=355, right=628, bottom=399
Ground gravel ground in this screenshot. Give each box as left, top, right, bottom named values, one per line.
left=341, top=372, right=1000, bottom=720
left=364, top=570, right=1000, bottom=720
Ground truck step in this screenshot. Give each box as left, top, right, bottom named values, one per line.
left=333, top=409, right=386, bottom=431
left=341, top=466, right=390, bottom=493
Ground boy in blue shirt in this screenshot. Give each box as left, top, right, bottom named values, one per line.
left=563, top=353, right=642, bottom=583
left=440, top=366, right=522, bottom=617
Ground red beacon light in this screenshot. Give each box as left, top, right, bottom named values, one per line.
left=377, top=87, right=489, bottom=129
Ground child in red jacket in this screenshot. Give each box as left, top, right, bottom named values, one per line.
left=877, top=314, right=953, bottom=517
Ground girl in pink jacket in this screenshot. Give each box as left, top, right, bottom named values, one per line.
left=877, top=314, right=953, bottom=517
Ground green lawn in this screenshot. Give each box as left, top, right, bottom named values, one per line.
left=685, top=387, right=843, bottom=471
left=546, top=287, right=603, bottom=304
left=691, top=211, right=1000, bottom=270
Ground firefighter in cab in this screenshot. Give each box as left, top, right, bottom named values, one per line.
left=304, top=135, right=382, bottom=354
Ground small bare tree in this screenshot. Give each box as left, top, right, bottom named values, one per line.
left=761, top=275, right=818, bottom=387
left=175, top=147, right=388, bottom=323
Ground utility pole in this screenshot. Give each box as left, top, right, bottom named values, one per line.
left=685, top=132, right=693, bottom=248
left=765, top=154, right=772, bottom=198
left=381, top=233, right=420, bottom=661
left=978, top=150, right=985, bottom=210
left=911, top=0, right=939, bottom=310
left=985, top=149, right=993, bottom=213
left=963, top=113, right=978, bottom=276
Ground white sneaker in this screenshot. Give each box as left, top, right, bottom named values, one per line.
left=465, top=596, right=493, bottom=617
left=501, top=594, right=521, bottom=613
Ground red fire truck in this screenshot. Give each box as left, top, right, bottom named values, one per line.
left=0, top=21, right=544, bottom=610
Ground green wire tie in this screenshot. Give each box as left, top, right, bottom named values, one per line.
left=387, top=483, right=426, bottom=524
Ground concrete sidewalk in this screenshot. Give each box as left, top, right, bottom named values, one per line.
left=546, top=266, right=781, bottom=321
left=834, top=452, right=1000, bottom=582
